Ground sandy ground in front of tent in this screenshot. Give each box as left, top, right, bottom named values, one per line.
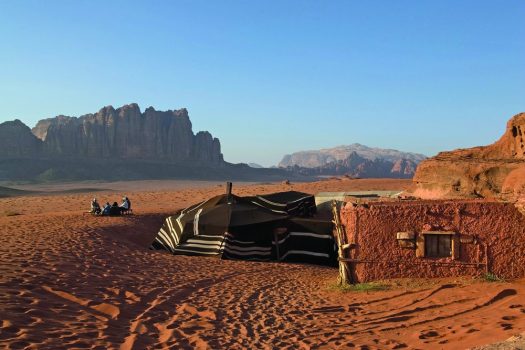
left=1, top=178, right=524, bottom=349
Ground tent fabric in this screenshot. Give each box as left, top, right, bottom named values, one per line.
left=151, top=191, right=336, bottom=265
left=274, top=218, right=337, bottom=265
left=246, top=191, right=316, bottom=217
left=152, top=194, right=287, bottom=259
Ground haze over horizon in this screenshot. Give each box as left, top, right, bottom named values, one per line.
left=1, top=1, right=523, bottom=167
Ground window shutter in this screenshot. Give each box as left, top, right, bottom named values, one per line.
left=452, top=233, right=460, bottom=260
left=416, top=233, right=425, bottom=258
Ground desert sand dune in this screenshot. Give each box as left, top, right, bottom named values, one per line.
left=1, top=178, right=524, bottom=349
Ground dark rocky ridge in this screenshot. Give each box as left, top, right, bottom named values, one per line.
left=0, top=104, right=295, bottom=182
left=0, top=103, right=420, bottom=182
left=28, top=103, right=223, bottom=163
left=0, top=120, right=42, bottom=157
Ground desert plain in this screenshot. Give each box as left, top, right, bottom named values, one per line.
left=1, top=178, right=524, bottom=349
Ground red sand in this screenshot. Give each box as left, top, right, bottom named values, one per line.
left=1, top=178, right=524, bottom=349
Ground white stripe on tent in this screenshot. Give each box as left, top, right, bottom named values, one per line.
left=280, top=250, right=330, bottom=259
left=185, top=197, right=213, bottom=214
left=186, top=239, right=224, bottom=245
left=289, top=231, right=333, bottom=239
left=186, top=238, right=224, bottom=245
left=223, top=243, right=271, bottom=252
left=158, top=228, right=177, bottom=249
left=154, top=237, right=173, bottom=253
left=175, top=212, right=184, bottom=232
left=193, top=208, right=203, bottom=236
left=224, top=232, right=256, bottom=245
left=250, top=201, right=288, bottom=214
left=286, top=202, right=307, bottom=213
left=254, top=196, right=287, bottom=207
left=158, top=226, right=178, bottom=250
left=167, top=216, right=182, bottom=242
left=224, top=237, right=256, bottom=245
left=285, top=195, right=314, bottom=204
left=223, top=247, right=272, bottom=256
left=225, top=239, right=257, bottom=245
left=177, top=197, right=213, bottom=231
left=179, top=242, right=224, bottom=249
left=197, top=234, right=228, bottom=239
left=254, top=194, right=313, bottom=207
left=160, top=226, right=178, bottom=245
left=173, top=248, right=221, bottom=255
left=166, top=217, right=175, bottom=235
left=273, top=231, right=332, bottom=245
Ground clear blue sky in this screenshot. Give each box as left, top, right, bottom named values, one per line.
left=0, top=1, right=523, bottom=166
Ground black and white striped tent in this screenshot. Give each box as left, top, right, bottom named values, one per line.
left=151, top=191, right=336, bottom=265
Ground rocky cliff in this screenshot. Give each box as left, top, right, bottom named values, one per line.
left=412, top=112, right=525, bottom=201
left=0, top=120, right=42, bottom=157
left=286, top=152, right=417, bottom=178
left=27, top=103, right=223, bottom=163
left=0, top=104, right=238, bottom=181
left=279, top=143, right=426, bottom=168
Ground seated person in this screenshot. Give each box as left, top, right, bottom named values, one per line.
left=109, top=202, right=121, bottom=216
left=102, top=202, right=111, bottom=215
left=119, top=196, right=131, bottom=213
left=91, top=198, right=101, bottom=214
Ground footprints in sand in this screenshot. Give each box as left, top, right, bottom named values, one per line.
left=2, top=205, right=525, bottom=349
left=43, top=285, right=121, bottom=320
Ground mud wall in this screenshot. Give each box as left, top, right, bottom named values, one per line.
left=340, top=200, right=525, bottom=282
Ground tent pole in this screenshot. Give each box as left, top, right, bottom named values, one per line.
left=226, top=182, right=233, bottom=203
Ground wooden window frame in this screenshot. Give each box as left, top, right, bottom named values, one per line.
left=416, top=231, right=460, bottom=260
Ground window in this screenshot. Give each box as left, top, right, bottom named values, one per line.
left=416, top=231, right=458, bottom=259
left=424, top=234, right=452, bottom=258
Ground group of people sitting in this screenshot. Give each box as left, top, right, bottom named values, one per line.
left=90, top=196, right=131, bottom=216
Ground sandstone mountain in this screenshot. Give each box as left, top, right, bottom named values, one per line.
left=286, top=152, right=417, bottom=179
left=26, top=103, right=223, bottom=163
left=0, top=119, right=42, bottom=157
left=412, top=112, right=525, bottom=202
left=279, top=143, right=426, bottom=168
left=0, top=104, right=293, bottom=182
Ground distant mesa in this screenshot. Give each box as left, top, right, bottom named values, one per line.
left=278, top=144, right=425, bottom=179
left=279, top=143, right=426, bottom=168
left=412, top=112, right=525, bottom=202
left=248, top=163, right=264, bottom=168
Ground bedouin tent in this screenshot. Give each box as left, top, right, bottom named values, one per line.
left=150, top=191, right=336, bottom=265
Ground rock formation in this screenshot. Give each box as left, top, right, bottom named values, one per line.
left=0, top=104, right=237, bottom=181
left=0, top=120, right=42, bottom=157
left=286, top=152, right=417, bottom=178
left=412, top=112, right=525, bottom=201
left=279, top=143, right=426, bottom=168
left=26, top=104, right=223, bottom=163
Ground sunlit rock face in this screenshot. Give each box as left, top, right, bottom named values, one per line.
left=412, top=112, right=525, bottom=201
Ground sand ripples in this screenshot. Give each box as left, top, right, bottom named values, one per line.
left=1, top=180, right=524, bottom=349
